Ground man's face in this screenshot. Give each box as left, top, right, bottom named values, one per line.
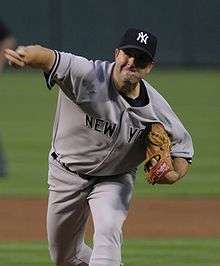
left=114, top=48, right=154, bottom=84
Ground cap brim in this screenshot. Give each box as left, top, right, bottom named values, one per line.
left=118, top=45, right=153, bottom=59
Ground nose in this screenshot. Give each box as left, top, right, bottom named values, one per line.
left=127, top=56, right=135, bottom=66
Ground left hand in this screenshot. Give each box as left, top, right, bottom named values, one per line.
left=144, top=122, right=190, bottom=185
left=148, top=157, right=188, bottom=185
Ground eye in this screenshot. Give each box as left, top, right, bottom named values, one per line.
left=138, top=54, right=152, bottom=66
left=123, top=49, right=132, bottom=57
left=137, top=53, right=147, bottom=61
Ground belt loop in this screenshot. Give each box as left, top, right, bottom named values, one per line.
left=51, top=151, right=58, bottom=160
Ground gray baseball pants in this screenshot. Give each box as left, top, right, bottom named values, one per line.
left=47, top=157, right=135, bottom=266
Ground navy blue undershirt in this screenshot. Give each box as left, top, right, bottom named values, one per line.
left=119, top=80, right=149, bottom=107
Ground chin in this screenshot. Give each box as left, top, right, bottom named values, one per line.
left=122, top=70, right=140, bottom=83
left=123, top=74, right=139, bottom=84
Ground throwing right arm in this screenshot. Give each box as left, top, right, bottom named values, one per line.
left=4, top=45, right=55, bottom=73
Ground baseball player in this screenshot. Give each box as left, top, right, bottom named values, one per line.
left=4, top=28, right=193, bottom=266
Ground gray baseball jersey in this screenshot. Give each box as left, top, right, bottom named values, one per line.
left=45, top=50, right=194, bottom=266
left=45, top=51, right=193, bottom=177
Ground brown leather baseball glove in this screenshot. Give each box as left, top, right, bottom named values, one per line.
left=144, top=123, right=174, bottom=184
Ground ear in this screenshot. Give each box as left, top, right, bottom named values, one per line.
left=114, top=48, right=120, bottom=60
left=145, top=61, right=155, bottom=74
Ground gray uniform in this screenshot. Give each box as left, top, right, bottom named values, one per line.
left=45, top=51, right=193, bottom=266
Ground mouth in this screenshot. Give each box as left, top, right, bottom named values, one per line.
left=124, top=68, right=139, bottom=76
left=117, top=64, right=141, bottom=83
left=120, top=68, right=141, bottom=83
left=122, top=67, right=137, bottom=75
left=121, top=66, right=137, bottom=74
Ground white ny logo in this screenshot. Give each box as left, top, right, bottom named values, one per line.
left=136, top=32, right=149, bottom=44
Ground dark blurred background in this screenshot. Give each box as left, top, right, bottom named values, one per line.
left=1, top=0, right=220, bottom=67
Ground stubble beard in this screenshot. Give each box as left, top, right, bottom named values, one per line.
left=119, top=69, right=141, bottom=94
left=113, top=63, right=142, bottom=94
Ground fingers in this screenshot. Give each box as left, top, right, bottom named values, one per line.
left=165, top=170, right=180, bottom=182
left=157, top=170, right=180, bottom=184
left=16, top=46, right=28, bottom=58
left=150, top=158, right=158, bottom=167
left=4, top=48, right=26, bottom=67
left=147, top=155, right=160, bottom=170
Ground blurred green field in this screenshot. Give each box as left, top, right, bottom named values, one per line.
left=0, top=239, right=220, bottom=266
left=0, top=69, right=219, bottom=197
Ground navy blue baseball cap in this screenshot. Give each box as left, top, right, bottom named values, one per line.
left=118, top=28, right=157, bottom=60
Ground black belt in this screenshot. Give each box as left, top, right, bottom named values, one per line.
left=51, top=152, right=91, bottom=179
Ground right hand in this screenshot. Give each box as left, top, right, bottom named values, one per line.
left=4, top=46, right=27, bottom=68
left=4, top=45, right=55, bottom=72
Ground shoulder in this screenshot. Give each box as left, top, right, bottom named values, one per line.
left=142, top=79, right=171, bottom=108
left=59, top=51, right=113, bottom=77
left=141, top=79, right=179, bottom=130
left=93, top=60, right=114, bottom=82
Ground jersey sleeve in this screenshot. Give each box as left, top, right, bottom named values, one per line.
left=159, top=101, right=193, bottom=162
left=146, top=83, right=194, bottom=163
left=44, top=50, right=94, bottom=100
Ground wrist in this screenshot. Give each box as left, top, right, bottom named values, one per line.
left=23, top=45, right=55, bottom=72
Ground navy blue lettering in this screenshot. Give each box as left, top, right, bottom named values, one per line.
left=85, top=114, right=116, bottom=138
left=95, top=119, right=105, bottom=132
left=128, top=128, right=138, bottom=143
left=136, top=129, right=145, bottom=140
left=104, top=122, right=117, bottom=137
left=85, top=114, right=93, bottom=128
